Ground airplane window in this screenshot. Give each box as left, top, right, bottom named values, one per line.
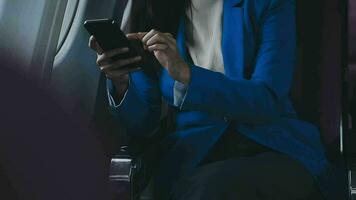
left=56, top=0, right=80, bottom=53
left=0, top=0, right=6, bottom=20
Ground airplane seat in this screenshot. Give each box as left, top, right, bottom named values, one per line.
left=346, top=0, right=356, bottom=199
left=292, top=0, right=351, bottom=198
left=348, top=0, right=356, bottom=130
left=292, top=0, right=344, bottom=158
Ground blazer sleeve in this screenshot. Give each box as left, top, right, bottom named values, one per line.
left=178, top=0, right=296, bottom=124
left=108, top=70, right=162, bottom=137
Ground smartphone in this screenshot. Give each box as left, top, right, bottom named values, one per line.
left=84, top=19, right=139, bottom=60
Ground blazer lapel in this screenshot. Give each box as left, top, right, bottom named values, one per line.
left=222, top=0, right=245, bottom=79
left=176, top=18, right=188, bottom=62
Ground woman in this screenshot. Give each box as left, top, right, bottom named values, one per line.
left=89, top=0, right=342, bottom=199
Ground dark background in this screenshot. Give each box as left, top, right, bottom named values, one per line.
left=0, top=0, right=351, bottom=199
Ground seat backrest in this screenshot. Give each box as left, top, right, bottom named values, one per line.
left=348, top=0, right=356, bottom=130
left=292, top=0, right=342, bottom=147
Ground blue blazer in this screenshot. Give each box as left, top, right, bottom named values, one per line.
left=109, top=0, right=346, bottom=199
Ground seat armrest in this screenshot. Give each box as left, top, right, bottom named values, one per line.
left=109, top=146, right=152, bottom=200
left=110, top=156, right=133, bottom=182
left=109, top=146, right=134, bottom=200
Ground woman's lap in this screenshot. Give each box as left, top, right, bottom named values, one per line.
left=170, top=152, right=323, bottom=200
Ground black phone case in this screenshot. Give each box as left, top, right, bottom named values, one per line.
left=84, top=19, right=160, bottom=72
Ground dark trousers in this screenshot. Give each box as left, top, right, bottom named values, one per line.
left=170, top=127, right=324, bottom=200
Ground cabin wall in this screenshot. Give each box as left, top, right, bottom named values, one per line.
left=0, top=0, right=46, bottom=72
left=51, top=0, right=117, bottom=125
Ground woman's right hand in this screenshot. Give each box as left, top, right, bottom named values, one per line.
left=88, top=36, right=142, bottom=102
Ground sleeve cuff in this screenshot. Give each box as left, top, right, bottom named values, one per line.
left=179, top=64, right=226, bottom=111
left=106, top=78, right=130, bottom=108
left=173, top=80, right=188, bottom=107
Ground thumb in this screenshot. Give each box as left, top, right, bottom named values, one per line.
left=126, top=32, right=147, bottom=41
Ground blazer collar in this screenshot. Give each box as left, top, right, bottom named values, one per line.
left=222, top=0, right=245, bottom=78
left=229, top=0, right=244, bottom=7
left=176, top=18, right=188, bottom=63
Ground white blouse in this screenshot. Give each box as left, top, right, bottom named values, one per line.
left=174, top=0, right=225, bottom=107
left=185, top=0, right=225, bottom=74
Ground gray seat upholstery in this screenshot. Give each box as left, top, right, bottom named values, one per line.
left=347, top=1, right=356, bottom=199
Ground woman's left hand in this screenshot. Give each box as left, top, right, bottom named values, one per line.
left=127, top=29, right=190, bottom=84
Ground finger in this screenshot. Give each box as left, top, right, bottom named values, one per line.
left=163, top=32, right=173, bottom=37
left=155, top=33, right=176, bottom=49
left=96, top=47, right=129, bottom=66
left=146, top=33, right=169, bottom=46
left=147, top=44, right=168, bottom=52
left=89, top=35, right=95, bottom=49
left=96, top=54, right=109, bottom=66
left=100, top=56, right=142, bottom=72
left=103, top=47, right=129, bottom=58
left=89, top=36, right=104, bottom=54
left=163, top=32, right=174, bottom=40
left=142, top=29, right=159, bottom=45
left=164, top=33, right=176, bottom=44
left=106, top=67, right=141, bottom=79
left=126, top=32, right=147, bottom=40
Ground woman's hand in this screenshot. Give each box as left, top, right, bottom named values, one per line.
left=127, top=29, right=191, bottom=84
left=88, top=36, right=142, bottom=102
